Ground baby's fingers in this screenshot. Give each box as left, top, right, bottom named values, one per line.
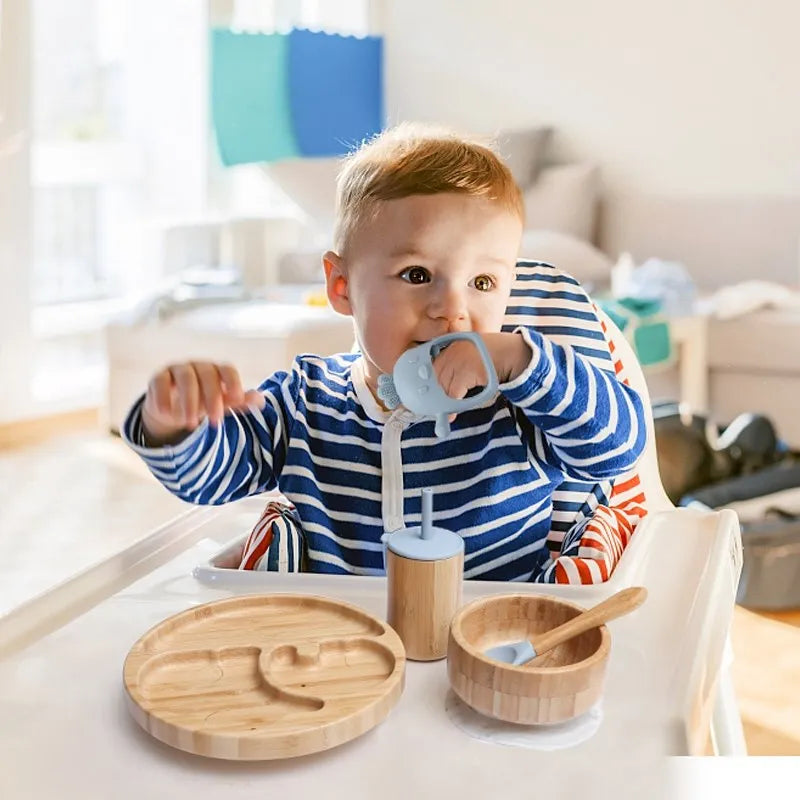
left=147, top=369, right=175, bottom=419
left=434, top=356, right=470, bottom=400
left=217, top=363, right=246, bottom=408
left=195, top=362, right=226, bottom=425
left=171, top=363, right=202, bottom=428
left=216, top=365, right=265, bottom=416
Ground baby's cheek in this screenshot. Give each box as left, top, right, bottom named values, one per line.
left=359, top=325, right=401, bottom=374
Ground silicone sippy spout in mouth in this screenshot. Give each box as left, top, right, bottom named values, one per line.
left=377, top=332, right=499, bottom=438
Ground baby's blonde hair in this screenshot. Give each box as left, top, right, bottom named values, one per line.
left=333, top=122, right=523, bottom=254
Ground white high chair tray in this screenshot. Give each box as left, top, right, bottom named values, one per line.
left=0, top=501, right=741, bottom=799
left=193, top=507, right=653, bottom=591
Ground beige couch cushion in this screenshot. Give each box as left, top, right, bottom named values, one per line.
left=523, top=162, right=600, bottom=242
left=518, top=230, right=612, bottom=291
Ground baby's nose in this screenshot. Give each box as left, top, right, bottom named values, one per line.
left=429, top=283, right=468, bottom=323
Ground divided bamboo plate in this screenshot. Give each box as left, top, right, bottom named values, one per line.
left=123, top=594, right=406, bottom=760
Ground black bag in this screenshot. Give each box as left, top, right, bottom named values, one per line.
left=683, top=463, right=800, bottom=509
left=653, top=401, right=784, bottom=504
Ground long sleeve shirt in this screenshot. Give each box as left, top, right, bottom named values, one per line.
left=124, top=323, right=646, bottom=582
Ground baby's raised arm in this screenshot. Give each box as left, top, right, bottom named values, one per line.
left=141, top=361, right=265, bottom=445
left=123, top=362, right=300, bottom=506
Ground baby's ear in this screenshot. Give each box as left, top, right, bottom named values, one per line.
left=323, top=251, right=352, bottom=316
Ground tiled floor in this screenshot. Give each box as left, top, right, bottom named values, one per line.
left=1, top=426, right=800, bottom=755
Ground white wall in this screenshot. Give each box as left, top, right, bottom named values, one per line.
left=383, top=0, right=800, bottom=196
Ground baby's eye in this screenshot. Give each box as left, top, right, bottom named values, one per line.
left=472, top=274, right=495, bottom=292
left=399, top=266, right=431, bottom=284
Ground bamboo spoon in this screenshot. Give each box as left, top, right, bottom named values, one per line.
left=484, top=586, right=647, bottom=666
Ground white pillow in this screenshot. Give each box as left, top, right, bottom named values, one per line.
left=519, top=230, right=612, bottom=290
left=523, top=162, right=600, bottom=242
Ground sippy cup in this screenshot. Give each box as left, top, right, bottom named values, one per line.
left=384, top=488, right=464, bottom=661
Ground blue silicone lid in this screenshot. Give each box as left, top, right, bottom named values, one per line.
left=384, top=488, right=464, bottom=561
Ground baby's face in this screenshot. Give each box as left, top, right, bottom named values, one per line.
left=327, top=193, right=522, bottom=393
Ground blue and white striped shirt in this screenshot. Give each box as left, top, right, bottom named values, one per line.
left=124, top=266, right=646, bottom=582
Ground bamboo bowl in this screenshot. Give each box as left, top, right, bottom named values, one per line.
left=447, top=593, right=611, bottom=725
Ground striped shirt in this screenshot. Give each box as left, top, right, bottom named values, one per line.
left=124, top=263, right=646, bottom=581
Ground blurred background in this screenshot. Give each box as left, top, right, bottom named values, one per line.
left=2, top=0, right=800, bottom=758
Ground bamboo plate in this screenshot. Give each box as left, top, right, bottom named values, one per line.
left=123, top=594, right=406, bottom=760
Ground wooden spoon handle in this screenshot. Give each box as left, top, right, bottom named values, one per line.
left=530, top=586, right=648, bottom=656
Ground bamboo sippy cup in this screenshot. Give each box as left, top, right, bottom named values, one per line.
left=384, top=488, right=464, bottom=661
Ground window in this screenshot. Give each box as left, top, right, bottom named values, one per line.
left=32, top=0, right=131, bottom=305
left=31, top=0, right=373, bottom=308
left=23, top=0, right=372, bottom=414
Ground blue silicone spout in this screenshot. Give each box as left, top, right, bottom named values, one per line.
left=383, top=488, right=464, bottom=561
left=420, top=487, right=433, bottom=539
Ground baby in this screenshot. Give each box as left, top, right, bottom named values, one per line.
left=124, top=122, right=646, bottom=581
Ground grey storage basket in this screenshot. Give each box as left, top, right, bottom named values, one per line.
left=684, top=464, right=800, bottom=610
left=737, top=511, right=800, bottom=610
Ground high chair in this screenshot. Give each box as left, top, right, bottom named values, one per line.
left=596, top=294, right=747, bottom=756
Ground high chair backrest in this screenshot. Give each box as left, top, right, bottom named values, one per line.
left=504, top=260, right=673, bottom=583
left=593, top=306, right=673, bottom=512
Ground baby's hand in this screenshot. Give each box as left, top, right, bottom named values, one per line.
left=432, top=332, right=532, bottom=400
left=141, top=361, right=264, bottom=445
left=432, top=339, right=492, bottom=402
